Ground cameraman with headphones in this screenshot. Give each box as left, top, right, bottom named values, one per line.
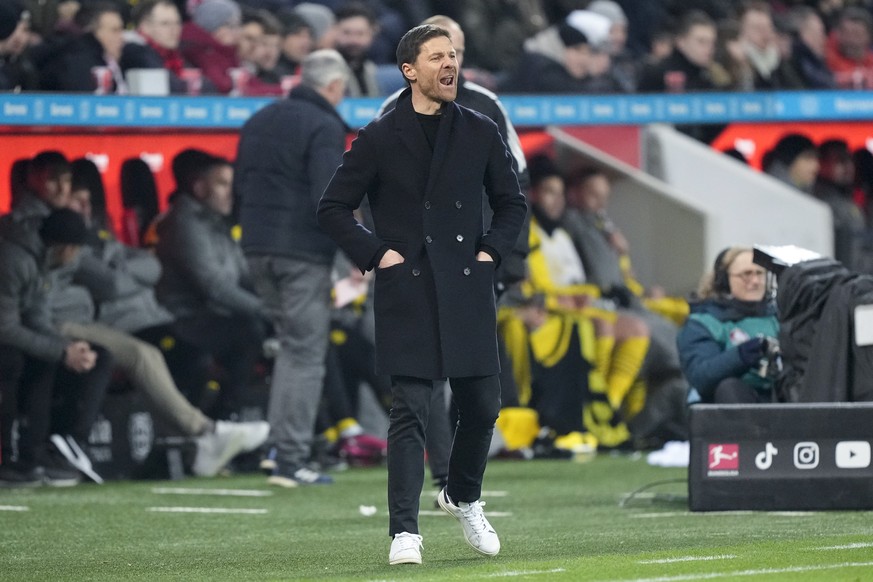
left=677, top=246, right=780, bottom=404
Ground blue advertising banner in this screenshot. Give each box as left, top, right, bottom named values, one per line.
left=2, top=91, right=873, bottom=129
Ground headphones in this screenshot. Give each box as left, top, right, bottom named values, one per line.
left=712, top=248, right=731, bottom=295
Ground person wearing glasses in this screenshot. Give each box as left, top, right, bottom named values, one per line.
left=677, top=246, right=779, bottom=404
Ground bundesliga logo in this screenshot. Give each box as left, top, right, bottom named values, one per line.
left=707, top=443, right=739, bottom=477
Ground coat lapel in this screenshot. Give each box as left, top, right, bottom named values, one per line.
left=424, top=101, right=455, bottom=200
left=394, top=90, right=458, bottom=200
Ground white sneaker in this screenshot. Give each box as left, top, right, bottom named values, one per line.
left=389, top=532, right=423, bottom=565
left=438, top=488, right=500, bottom=556
left=237, top=421, right=270, bottom=452
left=192, top=421, right=265, bottom=477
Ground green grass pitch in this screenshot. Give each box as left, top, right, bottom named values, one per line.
left=1, top=455, right=872, bottom=581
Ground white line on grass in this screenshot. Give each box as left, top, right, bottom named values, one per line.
left=638, top=555, right=736, bottom=565
left=418, top=510, right=513, bottom=517
left=0, top=505, right=29, bottom=511
left=487, top=568, right=566, bottom=577
left=815, top=542, right=873, bottom=550
left=147, top=507, right=268, bottom=514
left=605, top=561, right=873, bottom=582
left=629, top=511, right=813, bottom=519
left=152, top=487, right=273, bottom=497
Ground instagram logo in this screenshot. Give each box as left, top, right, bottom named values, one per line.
left=793, top=442, right=820, bottom=469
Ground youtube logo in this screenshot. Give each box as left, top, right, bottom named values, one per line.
left=835, top=441, right=871, bottom=469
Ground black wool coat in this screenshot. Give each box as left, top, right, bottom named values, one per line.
left=318, top=88, right=527, bottom=379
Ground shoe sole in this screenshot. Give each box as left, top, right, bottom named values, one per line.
left=389, top=556, right=421, bottom=565
left=437, top=490, right=500, bottom=557
left=266, top=475, right=299, bottom=488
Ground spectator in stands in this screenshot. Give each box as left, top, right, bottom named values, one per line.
left=55, top=181, right=271, bottom=477
left=332, top=2, right=380, bottom=96
left=293, top=2, right=336, bottom=50
left=273, top=10, right=313, bottom=78
left=787, top=6, right=834, bottom=89
left=121, top=0, right=195, bottom=95
left=825, top=6, right=873, bottom=90
left=502, top=16, right=599, bottom=93
left=814, top=139, right=869, bottom=272
left=0, top=2, right=39, bottom=91
left=638, top=9, right=718, bottom=93
left=711, top=19, right=754, bottom=91
left=235, top=49, right=349, bottom=487
left=154, top=153, right=266, bottom=421
left=737, top=1, right=803, bottom=90
left=763, top=133, right=819, bottom=194
left=0, top=158, right=113, bottom=487
left=678, top=246, right=779, bottom=404
left=251, top=10, right=283, bottom=85
left=587, top=0, right=638, bottom=92
left=238, top=8, right=266, bottom=70
left=180, top=0, right=242, bottom=94
left=37, top=1, right=128, bottom=93
left=458, top=0, right=550, bottom=74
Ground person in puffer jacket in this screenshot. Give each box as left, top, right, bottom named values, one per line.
left=678, top=246, right=779, bottom=404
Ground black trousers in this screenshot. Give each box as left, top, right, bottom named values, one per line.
left=171, top=313, right=265, bottom=419
left=387, top=374, right=500, bottom=536
left=714, top=377, right=769, bottom=404
left=0, top=344, right=113, bottom=464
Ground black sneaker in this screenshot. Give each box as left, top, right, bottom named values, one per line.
left=0, top=462, right=43, bottom=488
left=37, top=451, right=81, bottom=487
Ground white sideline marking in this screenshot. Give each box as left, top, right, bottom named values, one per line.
left=147, top=506, right=267, bottom=514
left=487, top=568, right=566, bottom=577
left=420, top=490, right=508, bottom=498
left=418, top=510, right=513, bottom=517
left=816, top=542, right=873, bottom=550
left=152, top=487, right=273, bottom=497
left=630, top=511, right=813, bottom=519
left=638, top=555, right=736, bottom=564
left=606, top=561, right=873, bottom=582
left=0, top=505, right=29, bottom=512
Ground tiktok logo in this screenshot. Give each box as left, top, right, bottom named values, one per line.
left=755, top=442, right=778, bottom=470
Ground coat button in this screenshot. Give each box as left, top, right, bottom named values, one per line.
left=425, top=235, right=433, bottom=244
left=455, top=201, right=462, bottom=209
left=424, top=201, right=431, bottom=209
left=456, top=234, right=464, bottom=242
left=463, top=267, right=471, bottom=275
left=412, top=268, right=421, bottom=277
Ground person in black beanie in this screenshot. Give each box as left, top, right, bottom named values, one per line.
left=763, top=133, right=819, bottom=194
left=0, top=207, right=114, bottom=487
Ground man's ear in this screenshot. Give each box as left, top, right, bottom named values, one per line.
left=401, top=62, right=416, bottom=83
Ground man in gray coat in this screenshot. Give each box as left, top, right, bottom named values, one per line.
left=235, top=49, right=350, bottom=487
left=318, top=25, right=526, bottom=565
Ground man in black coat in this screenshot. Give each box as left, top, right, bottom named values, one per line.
left=318, top=25, right=526, bottom=565
left=235, top=49, right=350, bottom=488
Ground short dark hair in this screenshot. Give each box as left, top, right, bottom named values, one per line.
left=75, top=1, right=123, bottom=31
left=335, top=1, right=376, bottom=26
left=677, top=9, right=716, bottom=38
left=172, top=148, right=214, bottom=193
left=40, top=208, right=88, bottom=246
left=131, top=0, right=175, bottom=27
left=29, top=150, right=70, bottom=179
left=396, top=24, right=451, bottom=79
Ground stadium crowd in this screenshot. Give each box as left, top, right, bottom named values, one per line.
left=3, top=0, right=873, bottom=95
left=3, top=0, right=873, bottom=490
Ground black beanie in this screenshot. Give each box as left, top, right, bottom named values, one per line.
left=0, top=2, right=24, bottom=42
left=40, top=208, right=88, bottom=246
left=558, top=21, right=588, bottom=48
left=770, top=134, right=816, bottom=167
